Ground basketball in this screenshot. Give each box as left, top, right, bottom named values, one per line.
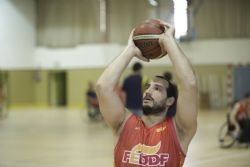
left=133, top=19, right=165, bottom=59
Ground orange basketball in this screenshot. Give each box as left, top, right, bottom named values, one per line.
left=133, top=19, right=165, bottom=59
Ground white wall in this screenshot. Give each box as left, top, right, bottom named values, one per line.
left=182, top=39, right=250, bottom=65
left=0, top=0, right=249, bottom=70
left=0, top=0, right=35, bottom=69
left=35, top=39, right=250, bottom=69
left=35, top=44, right=124, bottom=69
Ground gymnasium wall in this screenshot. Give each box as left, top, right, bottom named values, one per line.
left=69, top=65, right=228, bottom=109
left=34, top=71, right=49, bottom=107
left=6, top=65, right=227, bottom=110
left=0, top=0, right=249, bottom=109
left=1, top=0, right=249, bottom=70
left=8, top=71, right=35, bottom=106
left=35, top=39, right=250, bottom=69
left=0, top=0, right=36, bottom=69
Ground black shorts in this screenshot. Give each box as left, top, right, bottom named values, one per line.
left=239, top=119, right=250, bottom=143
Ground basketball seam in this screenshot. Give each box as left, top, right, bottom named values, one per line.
left=133, top=35, right=161, bottom=40
left=143, top=45, right=162, bottom=58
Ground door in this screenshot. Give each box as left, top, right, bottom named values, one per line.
left=49, top=71, right=67, bottom=107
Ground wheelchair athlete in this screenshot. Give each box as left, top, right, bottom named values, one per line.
left=229, top=93, right=250, bottom=143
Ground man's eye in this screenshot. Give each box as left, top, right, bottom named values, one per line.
left=155, top=87, right=160, bottom=91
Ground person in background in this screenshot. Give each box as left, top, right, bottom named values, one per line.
left=0, top=82, right=3, bottom=105
left=122, top=62, right=144, bottom=117
left=0, top=82, right=4, bottom=117
left=86, top=81, right=102, bottom=121
left=0, top=81, right=4, bottom=115
left=230, top=93, right=250, bottom=142
left=115, top=82, right=125, bottom=105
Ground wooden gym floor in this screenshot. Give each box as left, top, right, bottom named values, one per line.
left=0, top=108, right=249, bottom=167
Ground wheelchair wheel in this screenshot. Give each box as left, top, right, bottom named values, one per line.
left=218, top=122, right=236, bottom=148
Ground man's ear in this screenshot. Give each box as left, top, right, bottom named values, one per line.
left=166, top=97, right=175, bottom=106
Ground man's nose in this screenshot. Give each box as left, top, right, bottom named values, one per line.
left=144, top=92, right=152, bottom=97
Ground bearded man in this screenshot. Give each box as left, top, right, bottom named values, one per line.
left=96, top=21, right=198, bottom=167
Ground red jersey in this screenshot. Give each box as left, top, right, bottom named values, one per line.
left=236, top=102, right=249, bottom=121
left=114, top=115, right=185, bottom=167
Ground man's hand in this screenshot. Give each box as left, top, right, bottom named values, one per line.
left=158, top=21, right=175, bottom=54
left=127, top=29, right=149, bottom=62
left=160, top=21, right=175, bottom=37
left=232, top=129, right=241, bottom=139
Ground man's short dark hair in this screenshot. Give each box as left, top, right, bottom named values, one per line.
left=163, top=71, right=173, bottom=81
left=132, top=62, right=142, bottom=72
left=155, top=75, right=178, bottom=117
left=245, top=92, right=250, bottom=98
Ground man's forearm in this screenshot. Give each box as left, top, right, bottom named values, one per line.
left=230, top=114, right=240, bottom=132
left=164, top=37, right=196, bottom=88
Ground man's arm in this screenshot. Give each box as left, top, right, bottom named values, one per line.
left=96, top=31, right=147, bottom=133
left=229, top=103, right=241, bottom=134
left=159, top=23, right=198, bottom=145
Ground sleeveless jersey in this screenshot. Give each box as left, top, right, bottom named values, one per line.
left=236, top=102, right=249, bottom=121
left=114, top=115, right=185, bottom=167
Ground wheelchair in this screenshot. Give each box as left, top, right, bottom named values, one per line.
left=218, top=113, right=250, bottom=148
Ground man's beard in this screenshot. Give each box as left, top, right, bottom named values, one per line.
left=142, top=99, right=167, bottom=116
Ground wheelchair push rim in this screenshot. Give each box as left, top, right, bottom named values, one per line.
left=218, top=122, right=236, bottom=148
